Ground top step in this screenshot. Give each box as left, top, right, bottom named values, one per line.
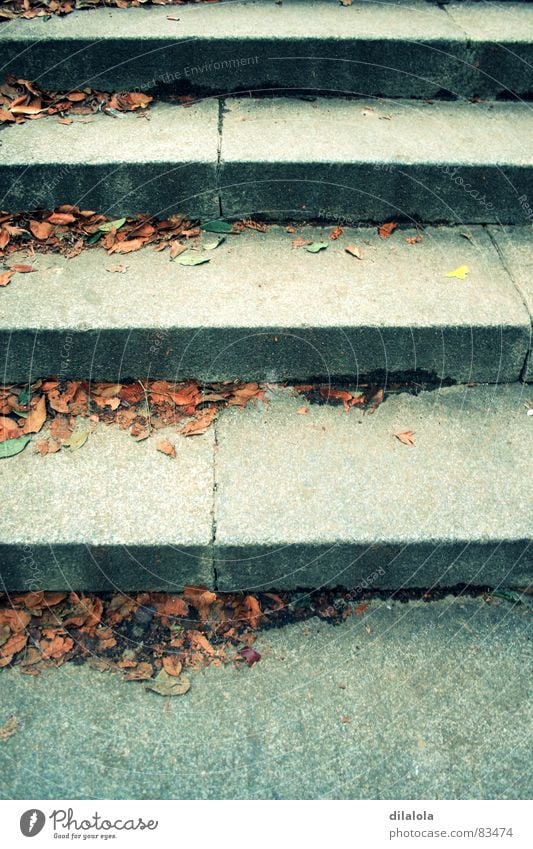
left=0, top=1, right=532, bottom=100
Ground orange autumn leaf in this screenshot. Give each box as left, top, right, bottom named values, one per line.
left=23, top=394, right=46, bottom=434
left=181, top=406, right=217, bottom=436
left=9, top=264, right=36, bottom=273
left=329, top=226, right=343, bottom=240
left=48, top=212, right=76, bottom=225
left=378, top=221, right=397, bottom=239
left=156, top=439, right=176, bottom=459
left=244, top=595, right=262, bottom=630
left=1, top=632, right=28, bottom=658
left=0, top=271, right=14, bottom=287
left=154, top=595, right=189, bottom=625
left=124, top=662, right=153, bottom=681
left=108, top=238, right=144, bottom=254
left=189, top=630, right=215, bottom=655
left=0, top=415, right=21, bottom=442
left=40, top=634, right=74, bottom=660
left=29, top=220, right=54, bottom=240
left=395, top=430, right=415, bottom=446
left=162, top=655, right=183, bottom=677
left=0, top=608, right=31, bottom=633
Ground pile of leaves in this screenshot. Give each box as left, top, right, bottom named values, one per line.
left=0, top=587, right=372, bottom=692
left=0, top=379, right=269, bottom=457
left=0, top=208, right=269, bottom=271
left=0, top=0, right=217, bottom=20
left=0, top=76, right=153, bottom=125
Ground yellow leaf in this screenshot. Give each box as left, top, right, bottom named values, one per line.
left=445, top=265, right=469, bottom=280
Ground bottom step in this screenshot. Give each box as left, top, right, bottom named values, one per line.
left=1, top=384, right=531, bottom=591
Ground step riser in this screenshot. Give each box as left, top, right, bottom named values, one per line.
left=2, top=163, right=532, bottom=224
left=1, top=3, right=531, bottom=100
left=2, top=327, right=529, bottom=385
left=3, top=38, right=531, bottom=101
left=1, top=543, right=530, bottom=592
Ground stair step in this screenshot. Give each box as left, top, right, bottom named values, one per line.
left=0, top=1, right=531, bottom=99
left=1, top=99, right=531, bottom=222
left=219, top=98, right=533, bottom=224
left=0, top=422, right=215, bottom=591
left=0, top=101, right=220, bottom=218
left=213, top=384, right=532, bottom=591
left=1, top=385, right=531, bottom=591
left=1, top=225, right=530, bottom=384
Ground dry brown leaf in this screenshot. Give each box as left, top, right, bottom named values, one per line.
left=124, top=662, right=153, bottom=681
left=329, top=226, right=343, bottom=240
left=0, top=609, right=31, bottom=633
left=244, top=595, right=262, bottom=630
left=157, top=439, right=176, bottom=458
left=0, top=715, right=18, bottom=741
left=9, top=264, right=36, bottom=273
left=345, top=245, right=363, bottom=259
left=0, top=271, right=14, bottom=287
left=395, top=430, right=415, bottom=446
left=108, top=238, right=144, bottom=255
left=23, top=394, right=46, bottom=434
left=181, top=406, right=217, bottom=436
left=29, top=220, right=53, bottom=240
left=162, top=655, right=183, bottom=677
left=48, top=212, right=76, bottom=225
left=291, top=238, right=311, bottom=249
left=378, top=221, right=397, bottom=239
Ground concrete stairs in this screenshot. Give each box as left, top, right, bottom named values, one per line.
left=0, top=0, right=532, bottom=593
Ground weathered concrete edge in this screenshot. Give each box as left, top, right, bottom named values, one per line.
left=212, top=540, right=533, bottom=592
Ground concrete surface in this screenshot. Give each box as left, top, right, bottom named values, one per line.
left=0, top=102, right=219, bottom=217
left=0, top=1, right=531, bottom=98
left=0, top=597, right=531, bottom=799
left=1, top=385, right=531, bottom=592
left=220, top=98, right=533, bottom=223
left=0, top=424, right=214, bottom=591
left=1, top=225, right=530, bottom=383
left=214, top=385, right=533, bottom=590
left=488, top=226, right=533, bottom=381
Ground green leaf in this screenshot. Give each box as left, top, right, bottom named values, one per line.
left=177, top=252, right=210, bottom=267
left=17, top=387, right=30, bottom=406
left=63, top=431, right=88, bottom=451
left=0, top=435, right=30, bottom=459
left=200, top=220, right=234, bottom=234
left=86, top=232, right=103, bottom=245
left=305, top=242, right=328, bottom=253
left=98, top=218, right=127, bottom=233
left=203, top=237, right=225, bottom=251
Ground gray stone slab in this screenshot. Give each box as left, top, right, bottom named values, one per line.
left=0, top=102, right=219, bottom=217
left=0, top=1, right=529, bottom=98
left=0, top=597, right=531, bottom=799
left=214, top=385, right=533, bottom=590
left=0, top=424, right=214, bottom=591
left=488, top=225, right=533, bottom=380
left=0, top=225, right=529, bottom=383
left=445, top=2, right=533, bottom=97
left=220, top=98, right=533, bottom=223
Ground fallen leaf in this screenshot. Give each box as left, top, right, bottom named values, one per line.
left=378, top=221, right=397, bottom=239
left=329, top=226, right=343, bottom=240
left=0, top=434, right=30, bottom=458
left=162, top=655, right=183, bottom=677
left=9, top=264, right=36, bottom=273
left=203, top=237, right=225, bottom=250
left=98, top=217, right=126, bottom=232
left=244, top=595, right=262, bottom=630
left=62, top=430, right=88, bottom=451
left=0, top=632, right=28, bottom=659
left=238, top=646, right=261, bottom=667
left=181, top=406, right=217, bottom=436
left=23, top=394, right=46, bottom=434
left=177, top=251, right=210, bottom=266
left=157, top=439, right=176, bottom=459
left=445, top=264, right=469, bottom=280
left=40, top=634, right=73, bottom=660
left=305, top=242, right=328, bottom=253
left=354, top=602, right=370, bottom=615
left=108, top=238, right=144, bottom=254
left=0, top=716, right=18, bottom=741
left=168, top=241, right=186, bottom=260
left=345, top=245, right=363, bottom=259
left=395, top=430, right=415, bottom=446
left=297, top=406, right=308, bottom=415
left=291, top=238, right=312, bottom=249
left=406, top=235, right=423, bottom=244
left=124, top=662, right=153, bottom=681
left=146, top=668, right=191, bottom=696
left=0, top=271, right=13, bottom=287
left=201, top=220, right=234, bottom=233
left=48, top=212, right=76, bottom=225
left=29, top=220, right=53, bottom=240
left=106, top=264, right=128, bottom=273
left=189, top=631, right=215, bottom=655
